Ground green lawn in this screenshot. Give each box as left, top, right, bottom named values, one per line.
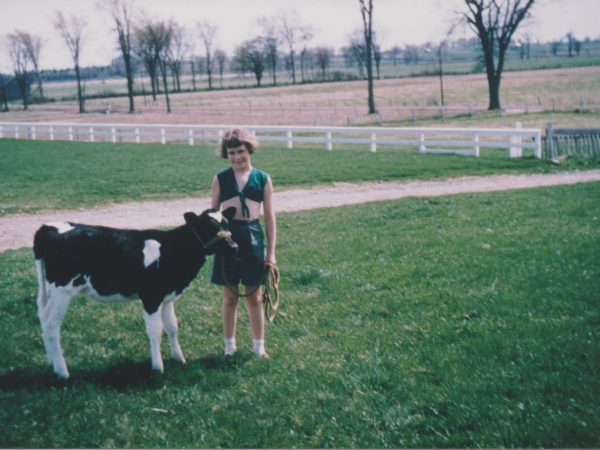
left=1, top=138, right=597, bottom=216
left=1, top=182, right=599, bottom=447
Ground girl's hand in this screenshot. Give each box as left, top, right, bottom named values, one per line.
left=265, top=253, right=277, bottom=268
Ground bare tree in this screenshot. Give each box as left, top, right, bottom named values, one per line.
left=279, top=13, right=297, bottom=84
left=234, top=38, right=266, bottom=87
left=314, top=46, right=333, bottom=80
left=0, top=73, right=11, bottom=112
left=463, top=0, right=535, bottom=110
left=344, top=33, right=366, bottom=77
left=135, top=22, right=161, bottom=102
left=359, top=0, right=376, bottom=114
left=258, top=16, right=279, bottom=85
left=55, top=12, right=87, bottom=113
left=279, top=12, right=311, bottom=85
left=188, top=40, right=198, bottom=91
left=299, top=26, right=314, bottom=82
left=7, top=32, right=31, bottom=110
left=373, top=40, right=382, bottom=79
left=136, top=19, right=173, bottom=111
left=103, top=0, right=136, bottom=113
left=169, top=24, right=187, bottom=92
left=16, top=31, right=44, bottom=100
left=566, top=32, right=577, bottom=57
left=214, top=49, right=227, bottom=88
left=403, top=45, right=419, bottom=65
left=155, top=21, right=174, bottom=113
left=389, top=45, right=401, bottom=66
left=197, top=21, right=218, bottom=90
left=550, top=40, right=561, bottom=57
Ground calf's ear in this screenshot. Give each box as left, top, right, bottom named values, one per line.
left=222, top=207, right=237, bottom=219
left=183, top=212, right=198, bottom=225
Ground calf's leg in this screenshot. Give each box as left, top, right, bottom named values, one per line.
left=41, top=287, right=73, bottom=379
left=161, top=300, right=186, bottom=364
left=143, top=305, right=165, bottom=373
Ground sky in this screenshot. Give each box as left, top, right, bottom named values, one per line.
left=1, top=0, right=599, bottom=72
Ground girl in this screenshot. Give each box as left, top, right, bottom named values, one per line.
left=210, top=128, right=277, bottom=358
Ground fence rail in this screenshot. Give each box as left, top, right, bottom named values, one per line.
left=0, top=122, right=543, bottom=158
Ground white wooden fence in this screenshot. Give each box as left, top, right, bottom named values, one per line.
left=0, top=122, right=542, bottom=158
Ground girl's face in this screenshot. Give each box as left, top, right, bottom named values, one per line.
left=227, top=145, right=251, bottom=171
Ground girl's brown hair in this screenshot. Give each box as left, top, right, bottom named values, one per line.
left=218, top=128, right=259, bottom=158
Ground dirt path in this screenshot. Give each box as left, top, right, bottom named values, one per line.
left=2, top=170, right=599, bottom=253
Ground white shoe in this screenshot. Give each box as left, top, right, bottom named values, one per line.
left=255, top=349, right=270, bottom=359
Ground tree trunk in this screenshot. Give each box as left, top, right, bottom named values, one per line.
left=160, top=62, right=171, bottom=113
left=17, top=74, right=29, bottom=111
left=290, top=50, right=296, bottom=84
left=487, top=76, right=501, bottom=110
left=75, top=64, right=85, bottom=113
left=124, top=53, right=135, bottom=113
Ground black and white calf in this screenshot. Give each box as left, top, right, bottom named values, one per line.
left=33, top=207, right=237, bottom=379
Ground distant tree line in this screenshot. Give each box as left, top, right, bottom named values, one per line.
left=1, top=0, right=599, bottom=113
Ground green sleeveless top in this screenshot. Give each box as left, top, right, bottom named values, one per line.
left=217, top=167, right=269, bottom=218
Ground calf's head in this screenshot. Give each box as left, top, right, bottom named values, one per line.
left=184, top=207, right=238, bottom=255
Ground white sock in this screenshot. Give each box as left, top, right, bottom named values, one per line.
left=253, top=339, right=266, bottom=356
left=224, top=338, right=236, bottom=356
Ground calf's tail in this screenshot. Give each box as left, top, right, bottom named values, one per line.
left=33, top=226, right=52, bottom=318
left=35, top=259, right=48, bottom=318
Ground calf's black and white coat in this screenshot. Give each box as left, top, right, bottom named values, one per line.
left=33, top=208, right=237, bottom=379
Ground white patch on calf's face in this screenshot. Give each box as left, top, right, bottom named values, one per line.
left=143, top=239, right=161, bottom=268
left=208, top=211, right=223, bottom=223
left=46, top=222, right=74, bottom=234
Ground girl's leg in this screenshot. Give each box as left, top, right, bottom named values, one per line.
left=222, top=287, right=239, bottom=355
left=245, top=286, right=268, bottom=358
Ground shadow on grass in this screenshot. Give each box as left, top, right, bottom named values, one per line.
left=0, top=353, right=251, bottom=391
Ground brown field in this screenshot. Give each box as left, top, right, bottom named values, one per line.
left=1, top=66, right=599, bottom=129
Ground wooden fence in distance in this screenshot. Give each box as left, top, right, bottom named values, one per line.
left=545, top=122, right=600, bottom=159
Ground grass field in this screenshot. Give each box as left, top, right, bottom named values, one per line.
left=1, top=182, right=599, bottom=447
left=3, top=66, right=600, bottom=128
left=1, top=138, right=599, bottom=216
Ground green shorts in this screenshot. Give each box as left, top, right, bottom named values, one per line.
left=211, top=219, right=266, bottom=287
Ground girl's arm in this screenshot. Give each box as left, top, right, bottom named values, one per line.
left=210, top=175, right=221, bottom=210
left=263, top=176, right=277, bottom=267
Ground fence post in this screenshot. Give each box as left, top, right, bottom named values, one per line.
left=419, top=133, right=426, bottom=153
left=68, top=126, right=73, bottom=141
left=188, top=129, right=194, bottom=146
left=510, top=122, right=522, bottom=158
left=326, top=131, right=333, bottom=151
left=534, top=130, right=542, bottom=159
left=31, top=126, right=36, bottom=140
left=135, top=127, right=141, bottom=144
left=546, top=121, right=554, bottom=159
left=0, top=125, right=3, bottom=138
left=370, top=132, right=377, bottom=153
left=474, top=134, right=480, bottom=157
left=49, top=126, right=54, bottom=141
left=160, top=128, right=166, bottom=144
left=111, top=127, right=117, bottom=143
left=286, top=131, right=293, bottom=149
left=89, top=127, right=94, bottom=143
